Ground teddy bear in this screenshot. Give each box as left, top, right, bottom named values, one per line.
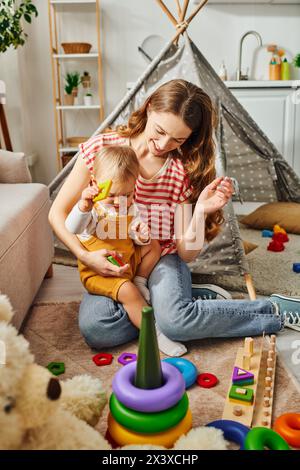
left=0, top=293, right=227, bottom=450
left=0, top=293, right=110, bottom=450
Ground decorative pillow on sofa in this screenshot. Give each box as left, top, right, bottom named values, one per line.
left=0, top=149, right=32, bottom=184
left=240, top=202, right=300, bottom=235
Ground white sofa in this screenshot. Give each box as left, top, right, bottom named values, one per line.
left=0, top=150, right=54, bottom=329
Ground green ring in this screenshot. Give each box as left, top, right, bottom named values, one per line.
left=244, top=427, right=290, bottom=450
left=109, top=392, right=189, bottom=434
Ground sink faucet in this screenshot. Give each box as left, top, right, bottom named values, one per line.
left=237, top=30, right=262, bottom=80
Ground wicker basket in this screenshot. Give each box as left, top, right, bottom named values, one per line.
left=61, top=42, right=92, bottom=54
left=67, top=136, right=89, bottom=147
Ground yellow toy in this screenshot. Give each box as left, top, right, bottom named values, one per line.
left=92, top=179, right=112, bottom=203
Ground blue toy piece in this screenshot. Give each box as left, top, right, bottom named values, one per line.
left=206, top=419, right=250, bottom=450
left=163, top=357, right=198, bottom=389
left=293, top=263, right=300, bottom=273
left=262, top=229, right=273, bottom=238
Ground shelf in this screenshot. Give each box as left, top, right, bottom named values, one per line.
left=50, top=1, right=96, bottom=4
left=56, top=105, right=101, bottom=110
left=53, top=53, right=99, bottom=59
left=58, top=147, right=78, bottom=153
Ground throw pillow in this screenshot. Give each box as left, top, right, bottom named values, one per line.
left=240, top=202, right=300, bottom=235
left=0, top=149, right=32, bottom=184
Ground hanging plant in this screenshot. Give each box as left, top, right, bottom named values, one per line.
left=0, top=0, right=38, bottom=53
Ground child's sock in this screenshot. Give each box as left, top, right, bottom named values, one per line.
left=155, top=324, right=187, bottom=357
left=133, top=275, right=150, bottom=303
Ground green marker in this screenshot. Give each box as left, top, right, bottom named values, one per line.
left=134, top=306, right=163, bottom=389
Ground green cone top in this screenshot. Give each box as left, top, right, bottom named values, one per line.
left=134, top=306, right=163, bottom=389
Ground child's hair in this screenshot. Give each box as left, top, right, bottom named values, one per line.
left=94, top=145, right=139, bottom=183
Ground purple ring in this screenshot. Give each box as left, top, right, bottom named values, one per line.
left=112, top=362, right=185, bottom=413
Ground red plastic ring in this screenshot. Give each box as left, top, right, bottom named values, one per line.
left=92, top=353, right=113, bottom=366
left=197, top=372, right=218, bottom=388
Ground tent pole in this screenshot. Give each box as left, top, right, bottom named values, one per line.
left=171, top=0, right=209, bottom=42
left=175, top=0, right=182, bottom=17
left=244, top=273, right=257, bottom=300
left=179, top=0, right=189, bottom=21
left=155, top=0, right=178, bottom=26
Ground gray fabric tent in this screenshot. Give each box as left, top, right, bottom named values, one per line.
left=49, top=6, right=300, bottom=299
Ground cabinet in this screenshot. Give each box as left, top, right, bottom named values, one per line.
left=48, top=0, right=104, bottom=170
left=227, top=82, right=300, bottom=177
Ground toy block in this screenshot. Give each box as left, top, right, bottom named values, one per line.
left=229, top=385, right=254, bottom=404
left=107, top=255, right=125, bottom=267
left=293, top=263, right=300, bottom=273
left=262, top=230, right=273, bottom=238
left=243, top=353, right=251, bottom=370
left=244, top=337, right=254, bottom=356
left=47, top=362, right=65, bottom=376
left=93, top=179, right=112, bottom=203
left=232, top=367, right=254, bottom=384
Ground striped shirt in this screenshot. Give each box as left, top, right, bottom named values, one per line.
left=79, top=132, right=193, bottom=256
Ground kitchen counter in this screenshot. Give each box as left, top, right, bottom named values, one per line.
left=225, top=80, right=300, bottom=89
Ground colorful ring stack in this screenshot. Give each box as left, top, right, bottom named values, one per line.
left=107, top=361, right=193, bottom=447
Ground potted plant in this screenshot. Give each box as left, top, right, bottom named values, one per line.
left=83, top=92, right=93, bottom=106
left=64, top=72, right=81, bottom=106
left=0, top=0, right=38, bottom=53
left=293, top=54, right=300, bottom=77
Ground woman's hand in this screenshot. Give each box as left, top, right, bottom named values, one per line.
left=81, top=248, right=129, bottom=277
left=196, top=176, right=234, bottom=215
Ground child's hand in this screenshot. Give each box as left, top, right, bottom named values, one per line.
left=132, top=221, right=150, bottom=243
left=196, top=176, right=234, bottom=215
left=78, top=181, right=99, bottom=212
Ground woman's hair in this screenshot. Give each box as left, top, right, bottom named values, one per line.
left=94, top=145, right=139, bottom=184
left=117, top=79, right=224, bottom=241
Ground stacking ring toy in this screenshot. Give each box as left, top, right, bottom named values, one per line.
left=274, top=413, right=300, bottom=448
left=163, top=358, right=198, bottom=389
left=197, top=372, right=218, bottom=388
left=244, top=427, right=290, bottom=450
left=206, top=419, right=250, bottom=449
left=107, top=408, right=192, bottom=448
left=109, top=392, right=189, bottom=434
left=112, top=361, right=185, bottom=413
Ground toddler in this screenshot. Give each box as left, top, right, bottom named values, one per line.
left=65, top=145, right=187, bottom=356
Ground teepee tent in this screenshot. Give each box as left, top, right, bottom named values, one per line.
left=49, top=0, right=300, bottom=300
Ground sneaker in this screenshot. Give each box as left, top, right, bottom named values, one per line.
left=192, top=284, right=232, bottom=300
left=269, top=294, right=300, bottom=331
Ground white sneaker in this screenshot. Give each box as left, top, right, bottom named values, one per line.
left=192, top=284, right=232, bottom=300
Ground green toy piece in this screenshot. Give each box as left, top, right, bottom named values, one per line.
left=92, top=179, right=112, bottom=203
left=107, top=255, right=120, bottom=267
left=47, top=362, right=65, bottom=376
left=229, top=384, right=253, bottom=404
left=134, top=306, right=163, bottom=390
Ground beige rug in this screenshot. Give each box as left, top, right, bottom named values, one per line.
left=22, top=301, right=300, bottom=442
left=193, top=225, right=300, bottom=297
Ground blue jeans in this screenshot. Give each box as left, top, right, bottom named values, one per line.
left=79, top=254, right=283, bottom=350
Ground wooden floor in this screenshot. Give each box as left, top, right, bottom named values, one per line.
left=34, top=264, right=85, bottom=305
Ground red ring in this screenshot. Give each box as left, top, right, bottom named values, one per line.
left=197, top=373, right=218, bottom=388
left=92, top=353, right=113, bottom=366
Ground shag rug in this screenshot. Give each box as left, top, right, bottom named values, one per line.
left=22, top=301, right=300, bottom=442
left=193, top=224, right=300, bottom=297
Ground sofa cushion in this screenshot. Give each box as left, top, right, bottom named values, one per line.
left=0, top=184, right=50, bottom=259
left=0, top=150, right=32, bottom=183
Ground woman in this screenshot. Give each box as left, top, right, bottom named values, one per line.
left=49, top=79, right=300, bottom=352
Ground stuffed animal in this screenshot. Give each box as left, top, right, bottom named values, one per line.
left=0, top=294, right=227, bottom=450
left=0, top=294, right=109, bottom=450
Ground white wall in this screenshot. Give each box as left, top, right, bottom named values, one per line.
left=0, top=0, right=300, bottom=184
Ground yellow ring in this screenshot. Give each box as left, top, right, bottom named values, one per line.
left=107, top=408, right=192, bottom=448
